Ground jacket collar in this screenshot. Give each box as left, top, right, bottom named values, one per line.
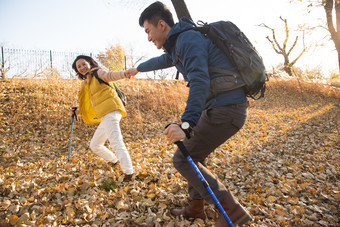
left=163, top=17, right=196, bottom=52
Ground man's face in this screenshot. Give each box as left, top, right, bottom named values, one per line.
left=144, top=20, right=167, bottom=50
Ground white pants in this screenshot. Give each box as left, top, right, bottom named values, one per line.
left=89, top=111, right=134, bottom=175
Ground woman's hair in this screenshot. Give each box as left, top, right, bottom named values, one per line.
left=72, top=55, right=99, bottom=80
left=139, top=1, right=174, bottom=28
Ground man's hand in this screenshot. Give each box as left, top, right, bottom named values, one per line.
left=125, top=68, right=139, bottom=79
left=164, top=124, right=186, bottom=143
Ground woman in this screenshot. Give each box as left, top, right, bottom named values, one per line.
left=71, top=55, right=134, bottom=181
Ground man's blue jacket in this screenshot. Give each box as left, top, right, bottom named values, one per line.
left=137, top=18, right=247, bottom=127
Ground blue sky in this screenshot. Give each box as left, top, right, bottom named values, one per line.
left=0, top=0, right=338, bottom=74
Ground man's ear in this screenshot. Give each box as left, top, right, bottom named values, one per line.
left=158, top=20, right=168, bottom=31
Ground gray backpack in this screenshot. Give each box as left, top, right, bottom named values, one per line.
left=176, top=20, right=268, bottom=99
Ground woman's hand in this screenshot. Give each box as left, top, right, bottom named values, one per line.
left=70, top=107, right=79, bottom=116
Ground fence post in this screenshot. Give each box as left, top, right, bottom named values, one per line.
left=50, top=50, right=53, bottom=69
left=1, top=47, right=4, bottom=68
left=1, top=47, right=4, bottom=79
left=50, top=50, right=53, bottom=77
left=124, top=55, right=127, bottom=70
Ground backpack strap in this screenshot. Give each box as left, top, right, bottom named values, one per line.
left=92, top=69, right=115, bottom=90
left=92, top=69, right=127, bottom=106
left=174, top=46, right=182, bottom=80
left=247, top=79, right=267, bottom=100
left=173, top=44, right=183, bottom=65
left=175, top=71, right=180, bottom=80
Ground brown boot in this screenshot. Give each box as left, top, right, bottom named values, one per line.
left=215, top=192, right=252, bottom=227
left=171, top=199, right=206, bottom=220
left=123, top=174, right=133, bottom=182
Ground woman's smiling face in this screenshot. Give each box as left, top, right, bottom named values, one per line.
left=76, top=58, right=91, bottom=75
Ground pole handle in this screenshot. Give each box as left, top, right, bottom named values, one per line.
left=71, top=107, right=78, bottom=120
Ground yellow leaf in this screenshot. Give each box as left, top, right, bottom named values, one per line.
left=147, top=193, right=155, bottom=199
left=9, top=215, right=18, bottom=225
left=268, top=196, right=275, bottom=202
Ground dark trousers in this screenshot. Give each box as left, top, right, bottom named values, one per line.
left=172, top=101, right=249, bottom=204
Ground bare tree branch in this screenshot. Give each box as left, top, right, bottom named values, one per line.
left=287, top=36, right=299, bottom=56
left=280, top=17, right=289, bottom=52
left=266, top=36, right=282, bottom=54
left=260, top=17, right=308, bottom=76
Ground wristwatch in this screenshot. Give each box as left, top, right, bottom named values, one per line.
left=180, top=122, right=192, bottom=139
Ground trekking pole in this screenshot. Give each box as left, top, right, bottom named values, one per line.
left=68, top=107, right=77, bottom=162
left=165, top=124, right=234, bottom=227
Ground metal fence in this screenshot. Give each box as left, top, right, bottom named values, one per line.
left=0, top=46, right=178, bottom=80
left=0, top=47, right=98, bottom=79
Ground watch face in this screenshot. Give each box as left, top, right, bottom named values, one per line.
left=181, top=122, right=190, bottom=130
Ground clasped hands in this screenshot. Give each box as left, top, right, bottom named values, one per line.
left=124, top=68, right=138, bottom=79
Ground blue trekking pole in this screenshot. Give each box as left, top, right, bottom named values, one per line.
left=68, top=107, right=77, bottom=162
left=165, top=124, right=234, bottom=226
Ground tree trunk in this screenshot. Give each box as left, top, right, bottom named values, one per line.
left=324, top=0, right=340, bottom=72
left=283, top=64, right=293, bottom=76
left=338, top=52, right=340, bottom=71
left=171, top=0, right=192, bottom=21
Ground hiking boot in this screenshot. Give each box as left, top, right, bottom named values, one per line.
left=123, top=174, right=134, bottom=182
left=171, top=199, right=206, bottom=220
left=215, top=192, right=252, bottom=227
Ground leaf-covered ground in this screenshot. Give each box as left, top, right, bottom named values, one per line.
left=0, top=78, right=339, bottom=226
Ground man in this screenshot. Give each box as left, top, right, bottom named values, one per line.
left=126, top=1, right=252, bottom=226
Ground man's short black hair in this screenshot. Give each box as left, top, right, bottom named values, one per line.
left=139, top=1, right=174, bottom=27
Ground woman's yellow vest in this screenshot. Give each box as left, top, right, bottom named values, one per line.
left=78, top=73, right=126, bottom=124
